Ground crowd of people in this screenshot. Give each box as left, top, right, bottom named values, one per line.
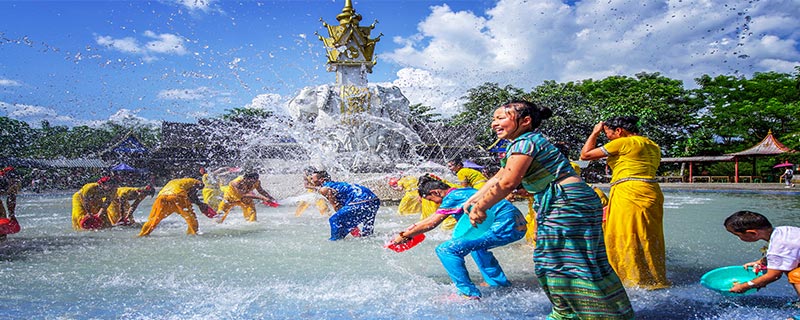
left=2, top=99, right=798, bottom=318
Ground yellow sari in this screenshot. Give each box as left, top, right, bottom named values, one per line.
left=396, top=176, right=422, bottom=215
left=603, top=135, right=670, bottom=289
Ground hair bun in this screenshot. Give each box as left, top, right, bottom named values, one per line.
left=539, top=107, right=553, bottom=120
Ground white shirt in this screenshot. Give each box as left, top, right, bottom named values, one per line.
left=766, top=226, right=800, bottom=271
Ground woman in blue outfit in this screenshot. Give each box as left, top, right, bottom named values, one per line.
left=390, top=174, right=527, bottom=299
left=465, top=100, right=634, bottom=319
left=306, top=170, right=379, bottom=241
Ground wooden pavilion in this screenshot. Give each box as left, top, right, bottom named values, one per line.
left=661, top=130, right=796, bottom=183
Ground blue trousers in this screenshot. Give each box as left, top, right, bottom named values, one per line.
left=329, top=199, right=379, bottom=241
left=435, top=211, right=526, bottom=297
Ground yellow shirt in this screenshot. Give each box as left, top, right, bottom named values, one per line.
left=159, top=178, right=202, bottom=197
left=115, top=187, right=144, bottom=201
left=397, top=176, right=418, bottom=192
left=456, top=167, right=488, bottom=189
left=602, top=136, right=661, bottom=182
left=223, top=176, right=261, bottom=201
left=78, top=183, right=114, bottom=202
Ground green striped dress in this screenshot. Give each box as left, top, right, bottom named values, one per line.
left=503, top=132, right=634, bottom=319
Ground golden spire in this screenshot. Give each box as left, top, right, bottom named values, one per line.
left=336, top=0, right=362, bottom=25
left=316, top=0, right=382, bottom=72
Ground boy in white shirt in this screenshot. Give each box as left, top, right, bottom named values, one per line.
left=725, top=210, right=800, bottom=307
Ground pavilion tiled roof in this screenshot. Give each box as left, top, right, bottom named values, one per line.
left=726, top=130, right=796, bottom=156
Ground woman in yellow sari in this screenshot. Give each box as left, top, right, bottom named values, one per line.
left=391, top=175, right=422, bottom=216
left=580, top=115, right=669, bottom=289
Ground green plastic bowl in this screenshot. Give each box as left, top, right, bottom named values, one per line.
left=452, top=209, right=495, bottom=240
left=700, top=266, right=760, bottom=296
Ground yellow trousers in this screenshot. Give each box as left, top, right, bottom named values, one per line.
left=138, top=195, right=199, bottom=236
left=604, top=181, right=670, bottom=289
left=522, top=196, right=537, bottom=246
left=217, top=197, right=257, bottom=223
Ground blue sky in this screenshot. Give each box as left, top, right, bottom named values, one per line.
left=1, top=0, right=798, bottom=127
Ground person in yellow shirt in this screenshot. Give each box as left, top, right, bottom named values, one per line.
left=447, top=158, right=488, bottom=190
left=138, top=178, right=215, bottom=236
left=390, top=175, right=422, bottom=216
left=295, top=166, right=330, bottom=217
left=106, top=185, right=154, bottom=226
left=200, top=167, right=238, bottom=210
left=71, top=176, right=119, bottom=230
left=217, top=172, right=277, bottom=223
left=581, top=115, right=669, bottom=289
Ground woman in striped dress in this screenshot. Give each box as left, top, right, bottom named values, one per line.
left=466, top=100, right=633, bottom=319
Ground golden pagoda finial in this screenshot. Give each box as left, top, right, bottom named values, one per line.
left=336, top=0, right=362, bottom=25
left=317, top=0, right=380, bottom=72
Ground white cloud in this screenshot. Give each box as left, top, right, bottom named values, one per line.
left=174, top=0, right=215, bottom=12
left=383, top=0, right=800, bottom=113
left=96, top=35, right=142, bottom=54
left=246, top=93, right=288, bottom=116
left=107, top=108, right=161, bottom=127
left=1, top=102, right=163, bottom=128
left=96, top=30, right=188, bottom=62
left=0, top=101, right=82, bottom=127
left=157, top=86, right=215, bottom=100
left=381, top=68, right=464, bottom=117
left=0, top=78, right=22, bottom=86
left=143, top=30, right=188, bottom=55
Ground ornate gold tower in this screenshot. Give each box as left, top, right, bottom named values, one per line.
left=317, top=0, right=382, bottom=115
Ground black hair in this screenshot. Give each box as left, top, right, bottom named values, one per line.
left=303, top=166, right=317, bottom=176
left=724, top=210, right=773, bottom=233
left=447, top=157, right=463, bottom=166
left=417, top=174, right=449, bottom=197
left=244, top=172, right=260, bottom=180
left=313, top=170, right=331, bottom=181
left=604, top=115, right=640, bottom=134
left=499, top=100, right=553, bottom=132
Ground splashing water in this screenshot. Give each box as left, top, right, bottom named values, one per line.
left=2, top=190, right=799, bottom=319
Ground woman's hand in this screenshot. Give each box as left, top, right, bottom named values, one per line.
left=469, top=206, right=487, bottom=227
left=592, top=121, right=605, bottom=135
left=392, top=233, right=410, bottom=245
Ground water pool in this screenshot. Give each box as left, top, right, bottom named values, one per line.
left=1, top=190, right=798, bottom=319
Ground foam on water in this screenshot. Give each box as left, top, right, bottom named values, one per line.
left=1, top=191, right=799, bottom=319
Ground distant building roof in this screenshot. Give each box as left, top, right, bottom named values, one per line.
left=1, top=157, right=108, bottom=168
left=661, top=156, right=735, bottom=163
left=99, top=131, right=149, bottom=157
left=726, top=129, right=796, bottom=156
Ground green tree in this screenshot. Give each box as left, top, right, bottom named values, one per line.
left=221, top=107, right=274, bottom=122
left=0, top=116, right=34, bottom=158
left=530, top=80, right=597, bottom=158
left=577, top=72, right=701, bottom=156
left=694, top=71, right=800, bottom=153
left=450, top=82, right=528, bottom=147
left=408, top=103, right=442, bottom=124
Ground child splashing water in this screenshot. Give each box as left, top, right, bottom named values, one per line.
left=390, top=175, right=526, bottom=300
left=724, top=210, right=800, bottom=310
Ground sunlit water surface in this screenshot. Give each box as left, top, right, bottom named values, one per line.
left=2, top=190, right=799, bottom=319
